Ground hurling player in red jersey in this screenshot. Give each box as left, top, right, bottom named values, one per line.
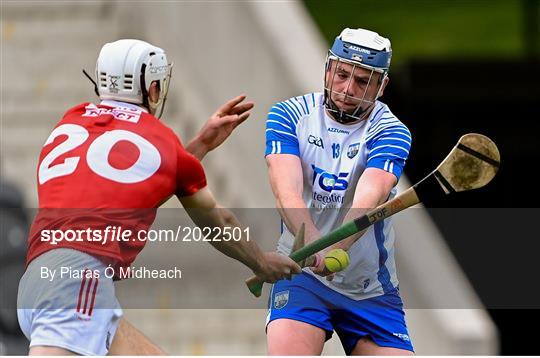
left=17, top=39, right=301, bottom=356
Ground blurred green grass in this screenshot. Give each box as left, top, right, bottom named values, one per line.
left=303, top=0, right=526, bottom=68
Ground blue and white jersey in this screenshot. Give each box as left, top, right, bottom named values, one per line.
left=265, top=92, right=412, bottom=300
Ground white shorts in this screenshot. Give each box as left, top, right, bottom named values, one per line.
left=17, top=248, right=123, bottom=355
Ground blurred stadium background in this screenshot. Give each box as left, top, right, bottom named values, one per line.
left=1, top=0, right=538, bottom=355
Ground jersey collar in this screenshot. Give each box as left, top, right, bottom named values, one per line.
left=100, top=100, right=148, bottom=113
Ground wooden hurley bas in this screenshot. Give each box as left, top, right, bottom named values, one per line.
left=246, top=133, right=500, bottom=297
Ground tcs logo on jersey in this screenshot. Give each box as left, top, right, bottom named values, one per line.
left=311, top=165, right=349, bottom=192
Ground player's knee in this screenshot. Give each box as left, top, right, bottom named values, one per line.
left=352, top=337, right=414, bottom=356
left=29, top=346, right=78, bottom=355
left=267, top=319, right=325, bottom=355
left=109, top=318, right=166, bottom=355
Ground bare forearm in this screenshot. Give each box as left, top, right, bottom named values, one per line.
left=332, top=187, right=389, bottom=251
left=180, top=185, right=302, bottom=282
left=185, top=135, right=208, bottom=161
left=207, top=208, right=265, bottom=273
left=276, top=195, right=320, bottom=244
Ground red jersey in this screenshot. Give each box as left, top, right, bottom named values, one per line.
left=27, top=100, right=207, bottom=269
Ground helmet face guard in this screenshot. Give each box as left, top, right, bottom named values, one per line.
left=324, top=30, right=392, bottom=124
left=324, top=55, right=386, bottom=123
left=146, top=62, right=173, bottom=119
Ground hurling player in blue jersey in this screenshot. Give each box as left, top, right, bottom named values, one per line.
left=264, top=28, right=414, bottom=355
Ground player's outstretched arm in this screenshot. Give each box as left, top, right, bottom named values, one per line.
left=179, top=187, right=300, bottom=283
left=186, top=94, right=254, bottom=160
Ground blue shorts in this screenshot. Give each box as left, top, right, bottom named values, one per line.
left=266, top=272, right=414, bottom=354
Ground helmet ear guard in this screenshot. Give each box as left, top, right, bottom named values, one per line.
left=375, top=73, right=388, bottom=99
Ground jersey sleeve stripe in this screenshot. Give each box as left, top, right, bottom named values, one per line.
left=369, top=144, right=410, bottom=155
left=282, top=101, right=302, bottom=120
left=370, top=106, right=387, bottom=122
left=266, top=139, right=299, bottom=157
left=374, top=136, right=411, bottom=145
left=302, top=95, right=309, bottom=114
left=272, top=105, right=288, bottom=116
left=385, top=128, right=411, bottom=140
left=276, top=103, right=299, bottom=125
left=294, top=97, right=307, bottom=115
left=289, top=99, right=305, bottom=116
left=367, top=122, right=403, bottom=137
left=367, top=118, right=401, bottom=135
left=368, top=152, right=407, bottom=160
left=266, top=128, right=298, bottom=139
left=272, top=105, right=298, bottom=125
left=268, top=110, right=295, bottom=126
left=366, top=128, right=412, bottom=143
left=267, top=119, right=292, bottom=131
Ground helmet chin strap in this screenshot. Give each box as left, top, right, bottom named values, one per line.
left=326, top=95, right=372, bottom=124
left=148, top=97, right=167, bottom=119
left=327, top=97, right=358, bottom=124
left=148, top=99, right=158, bottom=115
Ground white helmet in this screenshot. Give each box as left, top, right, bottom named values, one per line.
left=95, top=39, right=172, bottom=118
left=324, top=28, right=392, bottom=123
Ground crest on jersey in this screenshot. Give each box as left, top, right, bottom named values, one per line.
left=347, top=143, right=360, bottom=158
left=274, top=290, right=289, bottom=309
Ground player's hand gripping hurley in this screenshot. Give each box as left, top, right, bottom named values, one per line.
left=246, top=133, right=500, bottom=297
